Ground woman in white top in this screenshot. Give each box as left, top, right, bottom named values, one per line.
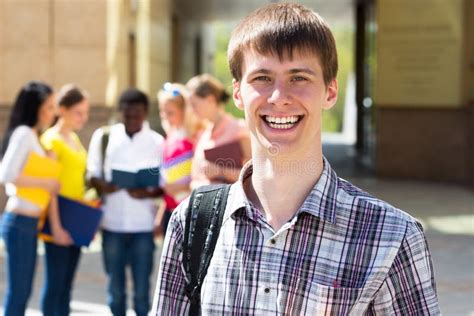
left=0, top=81, right=59, bottom=316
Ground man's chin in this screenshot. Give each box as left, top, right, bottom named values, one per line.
left=126, top=127, right=142, bottom=134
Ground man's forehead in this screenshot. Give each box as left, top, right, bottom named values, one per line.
left=122, top=102, right=147, bottom=113
left=240, top=48, right=323, bottom=73
left=123, top=102, right=146, bottom=108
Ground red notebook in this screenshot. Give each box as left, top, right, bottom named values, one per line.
left=204, top=140, right=244, bottom=169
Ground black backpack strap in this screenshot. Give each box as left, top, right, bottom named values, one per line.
left=100, top=126, right=110, bottom=179
left=84, top=126, right=110, bottom=199
left=183, top=184, right=231, bottom=315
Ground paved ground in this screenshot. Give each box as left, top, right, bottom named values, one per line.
left=0, top=145, right=473, bottom=315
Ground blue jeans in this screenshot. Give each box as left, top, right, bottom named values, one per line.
left=102, top=230, right=155, bottom=316
left=40, top=242, right=81, bottom=316
left=1, top=212, right=39, bottom=316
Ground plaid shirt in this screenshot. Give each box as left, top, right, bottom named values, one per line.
left=153, top=158, right=440, bottom=315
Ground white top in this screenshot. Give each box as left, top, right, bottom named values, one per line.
left=87, top=122, right=164, bottom=232
left=0, top=125, right=46, bottom=213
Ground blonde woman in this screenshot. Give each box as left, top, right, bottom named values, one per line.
left=156, top=82, right=201, bottom=234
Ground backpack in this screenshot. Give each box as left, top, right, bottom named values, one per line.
left=183, top=184, right=231, bottom=315
left=84, top=126, right=110, bottom=204
left=99, top=126, right=110, bottom=179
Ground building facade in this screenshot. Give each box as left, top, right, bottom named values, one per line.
left=0, top=0, right=473, bottom=187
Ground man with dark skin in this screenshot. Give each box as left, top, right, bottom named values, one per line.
left=87, top=88, right=164, bottom=316
left=90, top=101, right=162, bottom=199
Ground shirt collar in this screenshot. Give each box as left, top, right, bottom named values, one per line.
left=222, top=160, right=255, bottom=223
left=119, top=121, right=151, bottom=139
left=224, top=156, right=339, bottom=225
left=298, top=156, right=338, bottom=224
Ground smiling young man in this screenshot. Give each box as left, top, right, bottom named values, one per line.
left=153, top=3, right=440, bottom=315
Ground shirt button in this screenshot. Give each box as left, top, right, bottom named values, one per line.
left=264, top=288, right=270, bottom=293
left=270, top=239, right=276, bottom=245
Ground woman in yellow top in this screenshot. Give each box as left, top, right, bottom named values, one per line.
left=40, top=84, right=89, bottom=316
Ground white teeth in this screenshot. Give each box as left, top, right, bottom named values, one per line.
left=264, top=115, right=301, bottom=130
left=268, top=123, right=294, bottom=130
left=264, top=115, right=300, bottom=124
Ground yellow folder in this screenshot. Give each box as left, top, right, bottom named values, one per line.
left=17, top=152, right=61, bottom=210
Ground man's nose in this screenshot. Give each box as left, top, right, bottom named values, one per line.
left=267, top=81, right=292, bottom=107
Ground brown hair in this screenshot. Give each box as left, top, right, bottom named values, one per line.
left=186, top=74, right=230, bottom=105
left=57, top=84, right=88, bottom=108
left=227, top=3, right=338, bottom=86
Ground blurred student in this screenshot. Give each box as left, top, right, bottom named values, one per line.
left=156, top=83, right=202, bottom=235
left=186, top=74, right=250, bottom=189
left=39, top=84, right=89, bottom=316
left=87, top=88, right=164, bottom=316
left=0, top=81, right=59, bottom=316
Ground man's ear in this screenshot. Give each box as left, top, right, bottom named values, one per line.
left=233, top=79, right=244, bottom=110
left=322, top=79, right=338, bottom=110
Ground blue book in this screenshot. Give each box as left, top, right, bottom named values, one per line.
left=112, top=168, right=160, bottom=189
left=111, top=169, right=136, bottom=189
left=41, top=196, right=103, bottom=247
left=137, top=168, right=160, bottom=187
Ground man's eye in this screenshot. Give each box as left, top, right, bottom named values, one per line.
left=291, top=76, right=307, bottom=82
left=255, top=76, right=271, bottom=82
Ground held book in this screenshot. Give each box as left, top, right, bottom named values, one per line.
left=40, top=195, right=103, bottom=247
left=111, top=168, right=160, bottom=189
left=204, top=140, right=244, bottom=169
left=17, top=152, right=61, bottom=210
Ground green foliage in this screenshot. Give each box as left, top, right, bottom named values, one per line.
left=322, top=26, right=354, bottom=133
left=213, top=23, right=244, bottom=118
